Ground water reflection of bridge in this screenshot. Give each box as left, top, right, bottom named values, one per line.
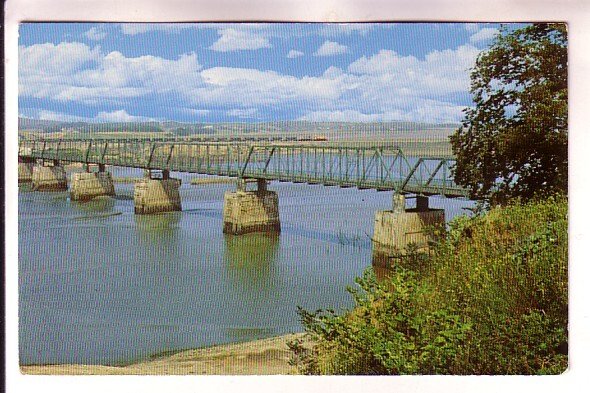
left=18, top=138, right=470, bottom=267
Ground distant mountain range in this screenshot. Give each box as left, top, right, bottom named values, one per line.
left=18, top=117, right=459, bottom=137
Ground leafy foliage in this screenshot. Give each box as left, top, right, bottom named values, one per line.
left=289, top=197, right=568, bottom=375
left=288, top=268, right=472, bottom=375
left=450, top=24, right=567, bottom=204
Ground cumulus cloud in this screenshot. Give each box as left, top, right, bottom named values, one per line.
left=84, top=26, right=107, bottom=41
left=287, top=49, right=304, bottom=58
left=469, top=27, right=499, bottom=43
left=210, top=28, right=271, bottom=52
left=301, top=101, right=467, bottom=123
left=38, top=110, right=90, bottom=122
left=314, top=41, right=348, bottom=56
left=19, top=42, right=101, bottom=77
left=19, top=42, right=204, bottom=104
left=465, top=23, right=479, bottom=33
left=179, top=108, right=211, bottom=117
left=19, top=35, right=481, bottom=123
left=196, top=66, right=346, bottom=109
left=95, top=109, right=153, bottom=122
left=300, top=110, right=382, bottom=122
left=37, top=109, right=154, bottom=122
left=348, top=44, right=480, bottom=95
left=227, top=108, right=258, bottom=118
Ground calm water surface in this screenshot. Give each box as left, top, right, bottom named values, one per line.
left=19, top=167, right=473, bottom=365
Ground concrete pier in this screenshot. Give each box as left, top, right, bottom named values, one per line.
left=70, top=168, right=115, bottom=201
left=31, top=162, right=68, bottom=191
left=134, top=170, right=182, bottom=214
left=223, top=179, right=281, bottom=235
left=372, top=194, right=444, bottom=268
left=18, top=162, right=34, bottom=183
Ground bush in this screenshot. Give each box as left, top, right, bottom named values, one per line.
left=289, top=196, right=568, bottom=375
left=289, top=268, right=472, bottom=375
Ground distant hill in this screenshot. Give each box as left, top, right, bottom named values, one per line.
left=18, top=117, right=459, bottom=140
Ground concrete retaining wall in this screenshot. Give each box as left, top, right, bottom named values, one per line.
left=222, top=190, right=281, bottom=235
left=18, top=162, right=34, bottom=183
left=70, top=172, right=115, bottom=201
left=134, top=178, right=182, bottom=214
left=31, top=165, right=68, bottom=191
left=372, top=208, right=445, bottom=268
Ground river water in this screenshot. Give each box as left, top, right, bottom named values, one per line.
left=18, top=167, right=473, bottom=365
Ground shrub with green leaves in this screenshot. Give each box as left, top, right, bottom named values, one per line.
left=289, top=268, right=472, bottom=375
left=289, top=196, right=567, bottom=375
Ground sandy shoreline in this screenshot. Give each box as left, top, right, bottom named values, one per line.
left=20, top=333, right=305, bottom=375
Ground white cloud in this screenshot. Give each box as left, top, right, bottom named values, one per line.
left=348, top=49, right=417, bottom=75
left=76, top=51, right=203, bottom=91
left=38, top=110, right=89, bottom=122
left=20, top=42, right=204, bottom=104
left=300, top=110, right=382, bottom=122
left=348, top=45, right=480, bottom=95
left=179, top=108, right=211, bottom=117
left=37, top=109, right=154, bottom=123
left=19, top=36, right=482, bottom=123
left=227, top=108, right=258, bottom=118
left=209, top=28, right=271, bottom=52
left=84, top=26, right=107, bottom=41
left=95, top=109, right=153, bottom=122
left=19, top=42, right=101, bottom=77
left=301, top=101, right=467, bottom=123
left=197, top=67, right=345, bottom=107
left=469, top=27, right=499, bottom=43
left=287, top=49, right=304, bottom=58
left=465, top=23, right=479, bottom=33
left=314, top=41, right=348, bottom=56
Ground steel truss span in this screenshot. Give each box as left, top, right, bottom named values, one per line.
left=18, top=138, right=469, bottom=197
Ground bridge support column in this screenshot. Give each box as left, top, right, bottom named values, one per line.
left=70, top=165, right=115, bottom=201
left=223, top=178, right=280, bottom=235
left=18, top=162, right=34, bottom=183
left=31, top=161, right=68, bottom=191
left=133, top=170, right=182, bottom=214
left=372, top=194, right=444, bottom=268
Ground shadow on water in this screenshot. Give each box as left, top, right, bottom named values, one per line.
left=134, top=211, right=182, bottom=242
left=281, top=223, right=372, bottom=251
left=223, top=232, right=280, bottom=291
left=70, top=196, right=116, bottom=215
left=183, top=208, right=222, bottom=219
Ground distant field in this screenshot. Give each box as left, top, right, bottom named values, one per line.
left=18, top=120, right=457, bottom=143
left=19, top=130, right=175, bottom=139
left=19, top=132, right=453, bottom=158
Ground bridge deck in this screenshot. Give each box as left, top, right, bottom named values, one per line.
left=18, top=139, right=469, bottom=198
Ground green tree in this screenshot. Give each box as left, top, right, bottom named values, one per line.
left=450, top=23, right=567, bottom=204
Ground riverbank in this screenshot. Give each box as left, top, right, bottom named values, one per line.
left=20, top=333, right=304, bottom=375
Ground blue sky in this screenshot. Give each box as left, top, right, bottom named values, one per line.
left=19, top=22, right=504, bottom=123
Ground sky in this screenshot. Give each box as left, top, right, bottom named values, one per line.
left=18, top=22, right=504, bottom=123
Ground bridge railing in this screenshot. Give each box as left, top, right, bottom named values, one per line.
left=18, top=139, right=468, bottom=197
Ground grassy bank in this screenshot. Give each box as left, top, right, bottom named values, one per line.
left=289, top=196, right=568, bottom=375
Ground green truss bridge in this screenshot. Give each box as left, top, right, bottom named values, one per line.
left=18, top=138, right=469, bottom=198
left=18, top=137, right=471, bottom=264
